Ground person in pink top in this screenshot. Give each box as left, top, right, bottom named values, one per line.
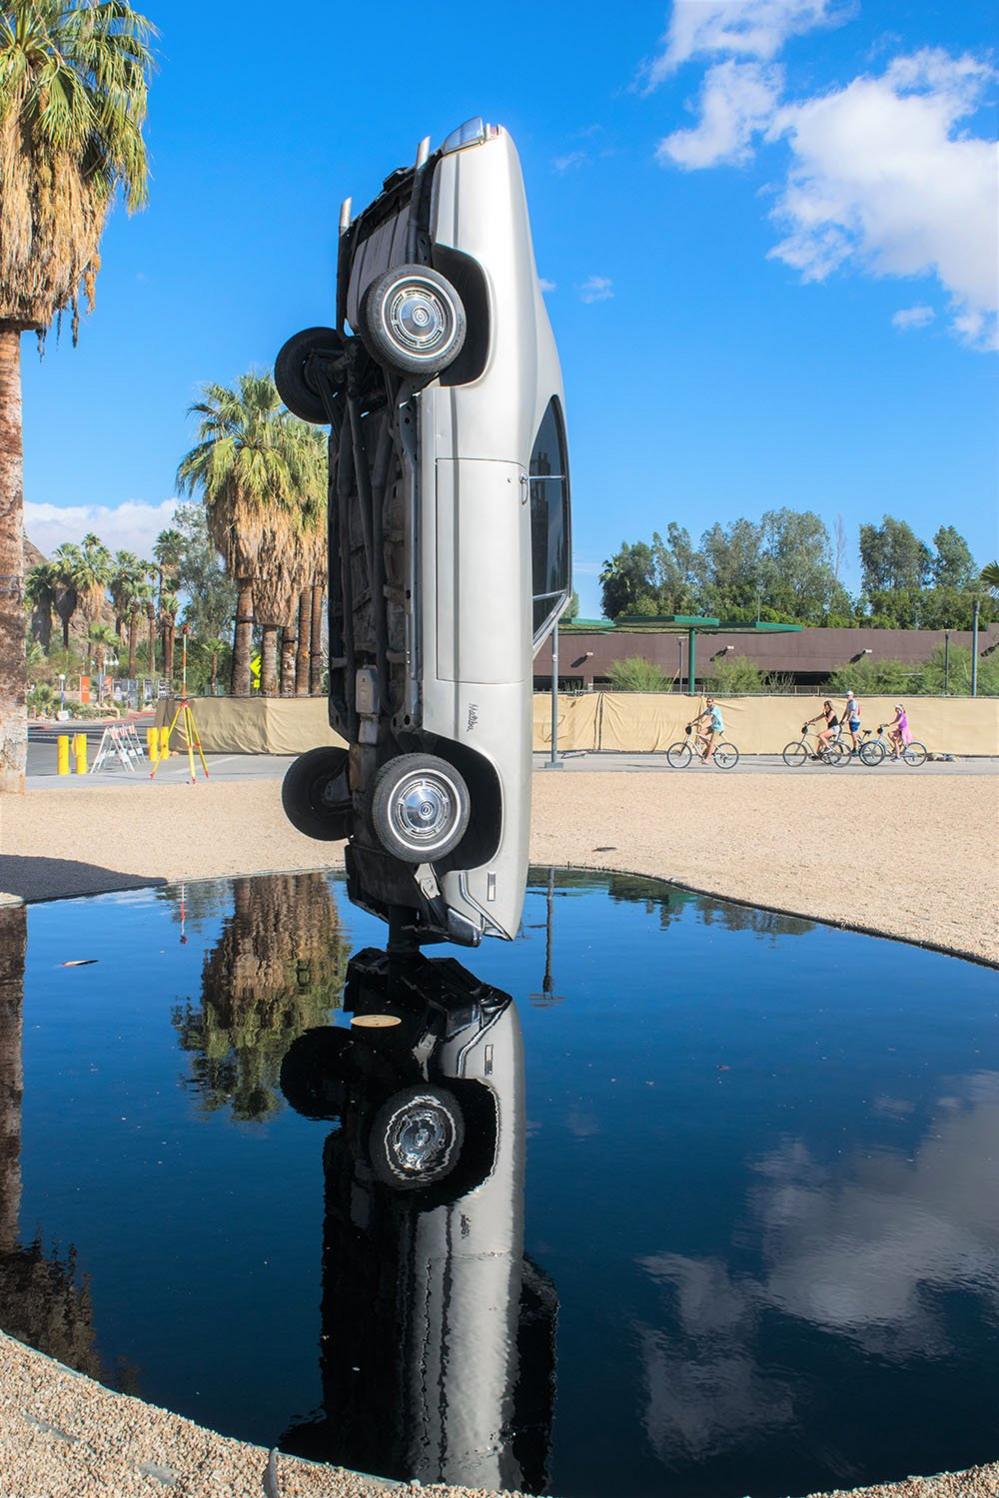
left=886, top=704, right=911, bottom=757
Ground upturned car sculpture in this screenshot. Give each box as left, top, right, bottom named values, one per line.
left=277, top=118, right=570, bottom=948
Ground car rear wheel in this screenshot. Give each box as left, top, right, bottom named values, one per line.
left=369, top=1084, right=464, bottom=1190
left=371, top=753, right=470, bottom=863
left=281, top=747, right=352, bottom=841
left=360, top=264, right=466, bottom=377
left=275, top=326, right=344, bottom=424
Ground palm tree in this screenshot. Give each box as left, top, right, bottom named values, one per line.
left=159, top=586, right=179, bottom=686
left=75, top=532, right=112, bottom=621
left=982, top=562, right=999, bottom=596
left=49, top=543, right=82, bottom=650
left=24, top=561, right=57, bottom=651
left=0, top=1, right=154, bottom=793
left=88, top=621, right=116, bottom=679
left=176, top=374, right=324, bottom=697
left=121, top=570, right=151, bottom=679
left=109, top=550, right=143, bottom=640
left=152, top=526, right=183, bottom=611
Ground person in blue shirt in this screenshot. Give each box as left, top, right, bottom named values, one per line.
left=843, top=690, right=862, bottom=754
left=692, top=696, right=724, bottom=764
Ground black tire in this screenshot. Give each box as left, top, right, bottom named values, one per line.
left=713, top=742, right=739, bottom=769
left=275, top=326, right=344, bottom=424
left=369, top=1083, right=464, bottom=1190
left=279, top=1026, right=353, bottom=1121
left=860, top=739, right=885, bottom=767
left=371, top=753, right=470, bottom=863
left=666, top=741, right=692, bottom=769
left=281, top=746, right=352, bottom=841
left=783, top=741, right=808, bottom=767
left=360, top=264, right=466, bottom=377
left=902, top=740, right=928, bottom=767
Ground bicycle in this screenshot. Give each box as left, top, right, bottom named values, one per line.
left=782, top=723, right=849, bottom=767
left=859, top=726, right=928, bottom=768
left=666, top=723, right=740, bottom=769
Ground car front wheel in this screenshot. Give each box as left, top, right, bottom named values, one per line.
left=360, top=264, right=466, bottom=377
left=371, top=753, right=470, bottom=864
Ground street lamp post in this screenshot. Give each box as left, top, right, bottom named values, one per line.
left=542, top=615, right=563, bottom=770
left=944, top=630, right=951, bottom=696
left=971, top=598, right=980, bottom=698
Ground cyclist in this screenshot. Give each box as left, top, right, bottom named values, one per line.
left=844, top=690, right=862, bottom=754
left=692, top=696, right=724, bottom=764
left=885, top=703, right=911, bottom=758
left=804, top=700, right=839, bottom=759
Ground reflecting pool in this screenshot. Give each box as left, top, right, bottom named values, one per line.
left=2, top=871, right=997, bottom=1498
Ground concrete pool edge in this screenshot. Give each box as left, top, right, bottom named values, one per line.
left=3, top=1324, right=999, bottom=1498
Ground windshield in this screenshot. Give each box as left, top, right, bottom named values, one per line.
left=530, top=398, right=570, bottom=642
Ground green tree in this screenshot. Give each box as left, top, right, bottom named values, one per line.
left=982, top=562, right=999, bottom=595
left=0, top=0, right=154, bottom=793
left=650, top=523, right=700, bottom=614
left=705, top=656, right=766, bottom=693
left=600, top=540, right=657, bottom=619
left=859, top=516, right=931, bottom=596
left=172, top=502, right=235, bottom=647
left=49, top=543, right=83, bottom=649
left=698, top=517, right=765, bottom=617
left=564, top=589, right=580, bottom=622
left=827, top=657, right=919, bottom=694
left=930, top=525, right=976, bottom=590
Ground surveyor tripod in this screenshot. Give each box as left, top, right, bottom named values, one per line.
left=150, top=630, right=209, bottom=784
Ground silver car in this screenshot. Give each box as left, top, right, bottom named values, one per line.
left=277, top=118, right=570, bottom=948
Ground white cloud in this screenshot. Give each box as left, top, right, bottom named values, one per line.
left=892, top=304, right=936, bottom=332
left=648, top=8, right=999, bottom=352
left=659, top=59, right=783, bottom=168
left=25, top=499, right=180, bottom=561
left=538, top=277, right=557, bottom=293
left=578, top=275, right=614, bottom=303
left=553, top=149, right=588, bottom=172
left=767, top=50, right=999, bottom=348
left=644, top=0, right=846, bottom=87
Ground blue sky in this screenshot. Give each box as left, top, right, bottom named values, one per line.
left=22, top=0, right=998, bottom=618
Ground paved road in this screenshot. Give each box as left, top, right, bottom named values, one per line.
left=532, top=750, right=997, bottom=776
left=25, top=729, right=996, bottom=786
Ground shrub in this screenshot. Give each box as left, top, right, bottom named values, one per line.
left=827, top=657, right=920, bottom=694
left=607, top=655, right=672, bottom=692
left=705, top=656, right=765, bottom=693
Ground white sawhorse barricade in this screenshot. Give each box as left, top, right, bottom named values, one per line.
left=90, top=723, right=147, bottom=773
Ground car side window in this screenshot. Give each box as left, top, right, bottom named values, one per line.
left=529, top=399, right=570, bottom=642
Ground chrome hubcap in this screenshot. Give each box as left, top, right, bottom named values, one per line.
left=388, top=283, right=450, bottom=355
left=387, top=1101, right=454, bottom=1177
left=392, top=772, right=457, bottom=849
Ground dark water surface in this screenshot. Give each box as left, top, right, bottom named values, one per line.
left=2, top=871, right=997, bottom=1498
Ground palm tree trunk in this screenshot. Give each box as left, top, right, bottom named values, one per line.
left=309, top=581, right=324, bottom=695
left=147, top=610, right=156, bottom=679
left=164, top=625, right=175, bottom=686
left=127, top=617, right=138, bottom=678
left=260, top=625, right=279, bottom=697
left=280, top=624, right=297, bottom=697
left=0, top=328, right=26, bottom=794
left=295, top=589, right=310, bottom=696
left=210, top=649, right=218, bottom=694
left=0, top=905, right=26, bottom=1253
left=231, top=580, right=253, bottom=696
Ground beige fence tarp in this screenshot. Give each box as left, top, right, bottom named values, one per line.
left=160, top=693, right=999, bottom=757
left=155, top=696, right=347, bottom=755
left=533, top=693, right=999, bottom=756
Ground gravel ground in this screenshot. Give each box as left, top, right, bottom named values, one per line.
left=2, top=771, right=997, bottom=962
left=1, top=769, right=997, bottom=1498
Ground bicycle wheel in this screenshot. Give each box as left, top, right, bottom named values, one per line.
left=823, top=741, right=849, bottom=766
left=860, top=739, right=885, bottom=767
left=782, top=741, right=808, bottom=767
left=713, top=742, right=739, bottom=769
left=902, top=741, right=928, bottom=767
left=666, top=741, right=692, bottom=768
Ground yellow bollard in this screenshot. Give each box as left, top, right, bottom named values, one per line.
left=73, top=733, right=88, bottom=775
left=57, top=735, right=70, bottom=776
left=147, top=727, right=160, bottom=763
left=159, top=725, right=170, bottom=759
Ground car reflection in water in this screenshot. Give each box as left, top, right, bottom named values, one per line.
left=278, top=946, right=557, bottom=1494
